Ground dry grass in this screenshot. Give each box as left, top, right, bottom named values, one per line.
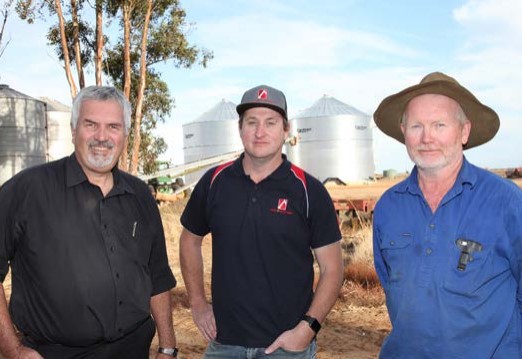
left=339, top=218, right=385, bottom=307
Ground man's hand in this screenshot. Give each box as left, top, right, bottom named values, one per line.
left=264, top=321, right=315, bottom=354
left=191, top=302, right=216, bottom=342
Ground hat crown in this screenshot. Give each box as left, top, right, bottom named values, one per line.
left=420, top=72, right=459, bottom=86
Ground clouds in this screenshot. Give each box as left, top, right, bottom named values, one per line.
left=2, top=0, right=520, bottom=171
left=195, top=14, right=419, bottom=69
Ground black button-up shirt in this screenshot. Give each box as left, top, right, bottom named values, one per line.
left=0, top=154, right=176, bottom=346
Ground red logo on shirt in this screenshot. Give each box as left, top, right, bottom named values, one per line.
left=277, top=198, right=288, bottom=211
left=258, top=89, right=268, bottom=100
left=271, top=198, right=293, bottom=215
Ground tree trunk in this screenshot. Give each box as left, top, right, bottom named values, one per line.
left=94, top=0, right=103, bottom=85
left=118, top=0, right=133, bottom=171
left=54, top=0, right=77, bottom=98
left=129, top=0, right=153, bottom=175
left=70, top=0, right=85, bottom=88
left=0, top=1, right=13, bottom=59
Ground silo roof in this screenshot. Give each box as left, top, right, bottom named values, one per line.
left=295, top=95, right=368, bottom=118
left=0, top=84, right=40, bottom=101
left=191, top=99, right=238, bottom=123
left=40, top=97, right=71, bottom=112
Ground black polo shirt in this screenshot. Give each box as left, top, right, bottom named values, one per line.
left=0, top=154, right=176, bottom=346
left=181, top=154, right=341, bottom=348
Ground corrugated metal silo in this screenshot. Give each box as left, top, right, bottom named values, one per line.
left=0, top=84, right=47, bottom=186
left=286, top=95, right=374, bottom=183
left=183, top=99, right=242, bottom=185
left=41, top=97, right=73, bottom=162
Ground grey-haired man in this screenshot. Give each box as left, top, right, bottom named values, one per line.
left=0, top=86, right=178, bottom=359
left=373, top=72, right=522, bottom=358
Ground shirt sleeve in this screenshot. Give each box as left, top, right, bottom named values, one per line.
left=180, top=169, right=213, bottom=237
left=373, top=197, right=390, bottom=286
left=0, top=177, right=25, bottom=282
left=142, top=186, right=177, bottom=296
left=506, top=186, right=522, bottom=318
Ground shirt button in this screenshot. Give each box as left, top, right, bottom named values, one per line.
left=116, top=273, right=120, bottom=279
left=390, top=241, right=395, bottom=246
left=110, top=246, right=114, bottom=252
left=426, top=248, right=433, bottom=255
left=252, top=197, right=257, bottom=203
left=429, top=224, right=435, bottom=229
left=119, top=300, right=123, bottom=305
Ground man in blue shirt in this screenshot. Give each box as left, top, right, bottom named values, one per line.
left=373, top=72, right=522, bottom=358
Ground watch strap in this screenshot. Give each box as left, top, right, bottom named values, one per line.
left=302, top=314, right=321, bottom=335
left=158, top=347, right=178, bottom=357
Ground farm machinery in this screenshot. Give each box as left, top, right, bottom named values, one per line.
left=140, top=150, right=241, bottom=202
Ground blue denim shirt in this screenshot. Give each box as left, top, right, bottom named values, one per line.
left=373, top=158, right=522, bottom=358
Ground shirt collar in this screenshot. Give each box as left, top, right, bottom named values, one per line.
left=394, top=156, right=476, bottom=196
left=65, top=153, right=134, bottom=195
left=231, top=153, right=291, bottom=180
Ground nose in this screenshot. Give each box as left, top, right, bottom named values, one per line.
left=421, top=126, right=433, bottom=143
left=254, top=123, right=266, bottom=138
left=94, top=125, right=109, bottom=141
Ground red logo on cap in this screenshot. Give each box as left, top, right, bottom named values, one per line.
left=257, top=89, right=268, bottom=100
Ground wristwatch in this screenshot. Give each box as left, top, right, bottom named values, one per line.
left=302, top=314, right=321, bottom=335
left=158, top=347, right=178, bottom=357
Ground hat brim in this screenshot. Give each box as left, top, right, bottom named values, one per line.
left=236, top=102, right=287, bottom=120
left=373, top=80, right=500, bottom=149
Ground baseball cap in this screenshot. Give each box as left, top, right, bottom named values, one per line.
left=236, top=85, right=288, bottom=120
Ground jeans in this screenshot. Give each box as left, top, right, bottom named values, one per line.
left=204, top=339, right=317, bottom=358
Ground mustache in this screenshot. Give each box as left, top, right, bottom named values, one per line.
left=88, top=140, right=114, bottom=149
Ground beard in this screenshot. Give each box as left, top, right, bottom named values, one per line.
left=87, top=139, right=116, bottom=169
left=407, top=145, right=461, bottom=173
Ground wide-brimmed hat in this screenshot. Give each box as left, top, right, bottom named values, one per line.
left=373, top=72, right=500, bottom=149
left=236, top=84, right=288, bottom=120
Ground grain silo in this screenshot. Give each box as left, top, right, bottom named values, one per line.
left=286, top=95, right=374, bottom=183
left=40, top=97, right=73, bottom=162
left=0, top=84, right=47, bottom=186
left=182, top=99, right=242, bottom=185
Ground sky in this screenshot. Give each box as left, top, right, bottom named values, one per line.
left=1, top=0, right=521, bottom=173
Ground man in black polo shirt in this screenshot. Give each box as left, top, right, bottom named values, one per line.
left=180, top=85, right=344, bottom=358
left=0, top=86, right=178, bottom=359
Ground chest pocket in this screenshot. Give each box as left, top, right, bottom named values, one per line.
left=443, top=242, right=493, bottom=296
left=379, top=235, right=413, bottom=284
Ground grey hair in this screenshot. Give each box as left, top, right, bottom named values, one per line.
left=71, top=86, right=132, bottom=134
left=401, top=100, right=468, bottom=126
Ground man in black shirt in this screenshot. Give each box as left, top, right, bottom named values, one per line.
left=0, top=86, right=178, bottom=358
left=180, top=85, right=343, bottom=358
